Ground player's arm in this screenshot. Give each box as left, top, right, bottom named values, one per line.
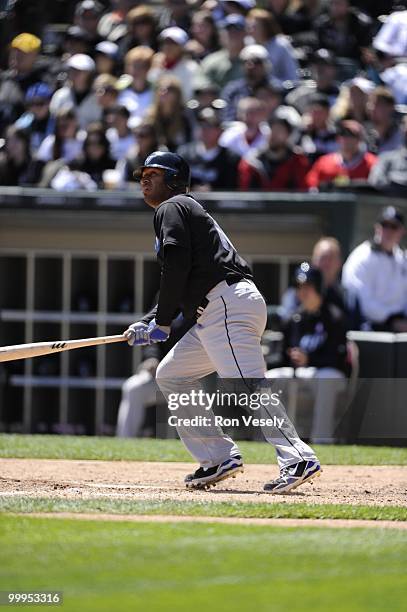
left=129, top=248, right=190, bottom=344
left=154, top=202, right=192, bottom=326
left=140, top=304, right=158, bottom=326
left=156, top=245, right=191, bottom=326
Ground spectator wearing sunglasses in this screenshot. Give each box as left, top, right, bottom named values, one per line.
left=70, top=122, right=116, bottom=187
left=342, top=206, right=407, bottom=332
left=150, top=27, right=203, bottom=102
left=50, top=54, right=101, bottom=129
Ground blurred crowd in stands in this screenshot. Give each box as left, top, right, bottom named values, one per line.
left=0, top=0, right=407, bottom=194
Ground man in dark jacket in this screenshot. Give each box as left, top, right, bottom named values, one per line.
left=266, top=264, right=348, bottom=443
left=315, top=0, right=374, bottom=66
left=177, top=107, right=240, bottom=190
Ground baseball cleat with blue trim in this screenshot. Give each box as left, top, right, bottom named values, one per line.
left=185, top=455, right=244, bottom=489
left=263, top=460, right=321, bottom=494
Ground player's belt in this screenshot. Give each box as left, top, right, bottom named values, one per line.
left=196, top=298, right=209, bottom=319
left=196, top=277, right=250, bottom=318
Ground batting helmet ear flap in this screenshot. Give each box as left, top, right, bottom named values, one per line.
left=165, top=170, right=181, bottom=191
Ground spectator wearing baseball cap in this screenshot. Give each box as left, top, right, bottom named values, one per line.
left=201, top=14, right=246, bottom=90
left=330, top=77, right=375, bottom=125
left=246, top=8, right=299, bottom=85
left=306, top=120, right=377, bottom=189
left=74, top=0, right=104, bottom=45
left=0, top=33, right=54, bottom=134
left=221, top=44, right=277, bottom=122
left=50, top=54, right=102, bottom=129
left=371, top=10, right=407, bottom=105
left=266, top=262, right=348, bottom=445
left=342, top=206, right=407, bottom=332
left=95, top=41, right=119, bottom=76
left=238, top=108, right=309, bottom=190
left=64, top=25, right=93, bottom=57
left=149, top=27, right=203, bottom=101
left=177, top=106, right=241, bottom=190
left=10, top=33, right=42, bottom=55
left=220, top=0, right=256, bottom=16
left=286, top=49, right=340, bottom=114
left=14, top=82, right=54, bottom=152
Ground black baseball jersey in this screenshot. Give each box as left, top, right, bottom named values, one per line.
left=147, top=193, right=253, bottom=325
left=282, top=301, right=348, bottom=374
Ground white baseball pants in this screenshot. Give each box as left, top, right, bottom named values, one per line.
left=156, top=280, right=317, bottom=469
left=116, top=369, right=157, bottom=437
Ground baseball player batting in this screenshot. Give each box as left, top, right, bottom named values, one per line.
left=124, top=151, right=321, bottom=493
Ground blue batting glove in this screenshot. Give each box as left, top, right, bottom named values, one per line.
left=147, top=319, right=170, bottom=343
left=124, top=322, right=150, bottom=346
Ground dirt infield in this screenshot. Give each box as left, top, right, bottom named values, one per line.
left=0, top=458, right=406, bottom=506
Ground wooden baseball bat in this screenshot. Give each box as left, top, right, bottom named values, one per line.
left=0, top=335, right=127, bottom=363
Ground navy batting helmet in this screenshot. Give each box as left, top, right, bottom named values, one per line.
left=134, top=151, right=191, bottom=190
left=294, top=262, right=323, bottom=295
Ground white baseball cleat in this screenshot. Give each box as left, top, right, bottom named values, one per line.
left=263, top=460, right=321, bottom=494
left=185, top=455, right=244, bottom=489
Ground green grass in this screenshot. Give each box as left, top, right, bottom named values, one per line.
left=0, top=515, right=406, bottom=612
left=1, top=434, right=406, bottom=465
left=1, top=497, right=406, bottom=521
